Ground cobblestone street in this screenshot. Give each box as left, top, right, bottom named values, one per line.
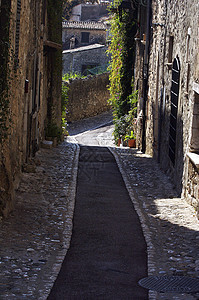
left=0, top=142, right=80, bottom=299
left=0, top=111, right=199, bottom=299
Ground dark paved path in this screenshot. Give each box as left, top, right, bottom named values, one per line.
left=48, top=146, right=148, bottom=299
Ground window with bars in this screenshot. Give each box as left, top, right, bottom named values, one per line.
left=14, top=0, right=21, bottom=70
left=169, top=57, right=180, bottom=165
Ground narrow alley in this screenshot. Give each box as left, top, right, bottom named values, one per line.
left=0, top=112, right=199, bottom=300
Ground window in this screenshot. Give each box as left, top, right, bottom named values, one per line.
left=81, top=32, right=90, bottom=44
left=169, top=57, right=180, bottom=165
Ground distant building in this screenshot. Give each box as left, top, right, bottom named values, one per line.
left=63, top=43, right=110, bottom=75
left=62, top=20, right=110, bottom=75
left=62, top=21, right=108, bottom=50
left=70, top=3, right=109, bottom=22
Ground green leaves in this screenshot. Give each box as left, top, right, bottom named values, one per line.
left=107, top=5, right=138, bottom=144
left=0, top=2, right=11, bottom=144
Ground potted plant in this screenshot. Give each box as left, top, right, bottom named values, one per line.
left=124, top=130, right=136, bottom=148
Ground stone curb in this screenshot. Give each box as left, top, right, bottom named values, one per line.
left=109, top=147, right=157, bottom=299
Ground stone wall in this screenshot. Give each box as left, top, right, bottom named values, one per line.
left=62, top=25, right=107, bottom=50
left=70, top=3, right=109, bottom=22
left=183, top=154, right=199, bottom=218
left=135, top=0, right=199, bottom=212
left=63, top=44, right=109, bottom=75
left=65, top=73, right=111, bottom=122
left=0, top=0, right=62, bottom=218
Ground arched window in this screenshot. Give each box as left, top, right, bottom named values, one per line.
left=169, top=56, right=180, bottom=165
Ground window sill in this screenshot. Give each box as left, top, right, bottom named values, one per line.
left=187, top=152, right=199, bottom=169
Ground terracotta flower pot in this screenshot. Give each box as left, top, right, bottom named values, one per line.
left=128, top=139, right=136, bottom=148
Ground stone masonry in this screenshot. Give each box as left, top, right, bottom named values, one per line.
left=0, top=0, right=62, bottom=217
left=134, top=0, right=199, bottom=216
left=62, top=43, right=109, bottom=75
left=62, top=21, right=107, bottom=50
left=65, top=73, right=111, bottom=122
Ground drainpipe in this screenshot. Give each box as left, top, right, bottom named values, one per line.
left=141, top=0, right=151, bottom=153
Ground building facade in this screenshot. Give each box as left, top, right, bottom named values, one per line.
left=62, top=21, right=107, bottom=50
left=0, top=0, right=62, bottom=217
left=63, top=43, right=109, bottom=75
left=62, top=20, right=110, bottom=75
left=70, top=3, right=109, bottom=22
left=135, top=0, right=199, bottom=216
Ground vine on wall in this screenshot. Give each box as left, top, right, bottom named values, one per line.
left=0, top=1, right=11, bottom=144
left=107, top=2, right=138, bottom=142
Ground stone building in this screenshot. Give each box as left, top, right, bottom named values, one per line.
left=62, top=21, right=107, bottom=50
left=63, top=43, right=109, bottom=75
left=0, top=0, right=62, bottom=217
left=134, top=0, right=199, bottom=216
left=70, top=2, right=109, bottom=22
left=62, top=20, right=110, bottom=75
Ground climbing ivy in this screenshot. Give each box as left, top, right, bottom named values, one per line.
left=107, top=2, right=138, bottom=142
left=61, top=78, right=69, bottom=136
left=0, top=1, right=11, bottom=144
